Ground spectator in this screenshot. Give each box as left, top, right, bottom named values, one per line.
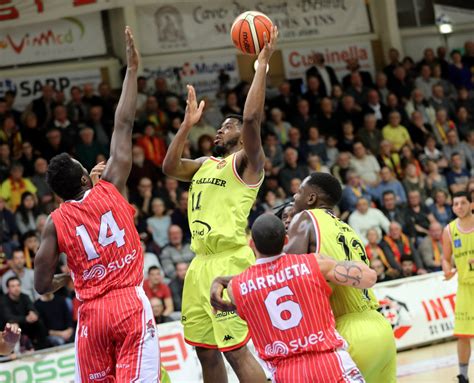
left=390, top=66, right=412, bottom=102
left=380, top=222, right=426, bottom=274
left=171, top=191, right=190, bottom=242
left=0, top=163, right=37, bottom=212
left=306, top=127, right=327, bottom=163
left=449, top=50, right=472, bottom=90
left=456, top=107, right=474, bottom=141
left=375, top=72, right=390, bottom=104
left=264, top=133, right=284, bottom=170
left=455, top=87, right=474, bottom=117
left=147, top=198, right=171, bottom=250
left=366, top=228, right=400, bottom=281
left=350, top=141, right=380, bottom=186
left=291, top=99, right=318, bottom=133
left=337, top=121, right=356, bottom=153
left=87, top=105, right=111, bottom=148
left=371, top=167, right=407, bottom=205
left=405, top=88, right=436, bottom=127
left=318, top=97, right=340, bottom=137
left=340, top=171, right=373, bottom=214
left=153, top=77, right=180, bottom=109
left=29, top=85, right=56, bottom=130
left=305, top=52, right=339, bottom=96
left=400, top=255, right=415, bottom=278
left=159, top=225, right=194, bottom=279
left=18, top=143, right=35, bottom=177
left=346, top=72, right=369, bottom=106
left=402, top=163, right=426, bottom=200
left=371, top=258, right=392, bottom=283
left=382, top=111, right=412, bottom=152
left=463, top=131, right=474, bottom=170
left=338, top=95, right=362, bottom=129
left=425, top=160, right=448, bottom=198
left=267, top=108, right=291, bottom=145
left=22, top=231, right=39, bottom=269
left=143, top=266, right=174, bottom=316
left=432, top=108, right=456, bottom=145
left=136, top=122, right=167, bottom=168
left=331, top=151, right=352, bottom=185
left=432, top=64, right=455, bottom=98
left=422, top=135, right=444, bottom=163
left=325, top=135, right=339, bottom=168
left=436, top=47, right=449, bottom=79
left=96, top=82, right=116, bottom=125
left=384, top=48, right=401, bottom=85
left=34, top=293, right=73, bottom=346
left=342, top=58, right=373, bottom=88
left=418, top=222, right=444, bottom=272
left=443, top=129, right=469, bottom=169
left=149, top=297, right=173, bottom=324
left=1, top=276, right=49, bottom=350
left=404, top=190, right=436, bottom=242
left=1, top=249, right=37, bottom=300
left=0, top=197, right=19, bottom=257
left=0, top=143, right=10, bottom=182
left=303, top=76, right=323, bottom=113
left=195, top=135, right=214, bottom=158
left=169, top=262, right=188, bottom=312
left=362, top=89, right=389, bottom=127
left=278, top=148, right=308, bottom=196
left=31, top=158, right=54, bottom=209
left=407, top=111, right=431, bottom=150
left=269, top=81, right=298, bottom=120
left=348, top=197, right=390, bottom=244
left=14, top=192, right=39, bottom=235
left=445, top=153, right=470, bottom=194
left=127, top=146, right=159, bottom=197
left=380, top=191, right=409, bottom=231
left=284, top=127, right=308, bottom=163
left=41, top=128, right=71, bottom=161
left=49, top=105, right=75, bottom=145
left=415, top=65, right=437, bottom=99
left=386, top=92, right=410, bottom=126
left=138, top=96, right=168, bottom=133
left=141, top=241, right=162, bottom=279
left=307, top=154, right=330, bottom=174
left=430, top=84, right=455, bottom=118
left=74, top=127, right=106, bottom=172
left=130, top=177, right=154, bottom=217
left=357, top=114, right=383, bottom=155
left=20, top=113, right=43, bottom=154
left=0, top=115, right=22, bottom=159
left=221, top=91, right=242, bottom=116
left=66, top=86, right=87, bottom=125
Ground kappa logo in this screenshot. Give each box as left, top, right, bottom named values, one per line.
left=217, top=160, right=226, bottom=169
left=222, top=334, right=234, bottom=342
left=264, top=340, right=289, bottom=357
left=379, top=295, right=412, bottom=339
left=83, top=264, right=106, bottom=281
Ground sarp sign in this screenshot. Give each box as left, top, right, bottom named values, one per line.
left=373, top=272, right=457, bottom=350
left=282, top=41, right=375, bottom=82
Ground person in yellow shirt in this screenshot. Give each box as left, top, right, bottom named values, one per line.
left=0, top=163, right=37, bottom=211
left=382, top=111, right=413, bottom=152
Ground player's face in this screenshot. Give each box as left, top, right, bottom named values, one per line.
left=281, top=205, right=295, bottom=232
left=72, top=159, right=93, bottom=190
left=214, top=118, right=241, bottom=150
left=293, top=177, right=316, bottom=213
left=453, top=197, right=471, bottom=218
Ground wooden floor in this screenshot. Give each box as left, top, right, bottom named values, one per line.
left=397, top=340, right=472, bottom=382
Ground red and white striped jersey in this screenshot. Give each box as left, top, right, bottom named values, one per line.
left=232, top=253, right=344, bottom=364
left=51, top=180, right=143, bottom=301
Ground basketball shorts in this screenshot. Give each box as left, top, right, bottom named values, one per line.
left=336, top=310, right=396, bottom=383
left=182, top=246, right=254, bottom=351
left=454, top=282, right=474, bottom=337
left=270, top=347, right=365, bottom=383
left=75, top=286, right=160, bottom=382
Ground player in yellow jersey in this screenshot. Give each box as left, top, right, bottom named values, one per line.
left=163, top=27, right=278, bottom=383
left=286, top=172, right=396, bottom=382
left=442, top=191, right=474, bottom=383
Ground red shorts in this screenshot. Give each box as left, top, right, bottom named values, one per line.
left=75, top=286, right=160, bottom=382
left=269, top=348, right=364, bottom=383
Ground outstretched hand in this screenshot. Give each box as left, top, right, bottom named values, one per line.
left=210, top=277, right=237, bottom=313
left=125, top=26, right=139, bottom=71
left=2, top=323, right=21, bottom=346
left=90, top=161, right=106, bottom=186
left=257, top=25, right=278, bottom=65
left=183, top=85, right=205, bottom=128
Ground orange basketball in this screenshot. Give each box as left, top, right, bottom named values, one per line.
left=231, top=11, right=273, bottom=55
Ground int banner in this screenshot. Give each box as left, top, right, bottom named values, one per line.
left=373, top=272, right=458, bottom=350
left=281, top=40, right=375, bottom=82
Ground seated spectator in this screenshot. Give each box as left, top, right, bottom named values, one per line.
left=31, top=158, right=54, bottom=208
left=331, top=152, right=352, bottom=185
left=415, top=64, right=437, bottom=99
left=19, top=141, right=36, bottom=178
left=357, top=114, right=383, bottom=155
left=448, top=50, right=472, bottom=90
left=127, top=146, right=159, bottom=197
left=443, top=129, right=470, bottom=169
left=267, top=108, right=291, bottom=145
left=0, top=115, right=22, bottom=158
left=375, top=72, right=390, bottom=104
left=169, top=262, right=188, bottom=312
left=422, top=135, right=444, bottom=163
left=143, top=266, right=174, bottom=316
left=0, top=143, right=11, bottom=182
left=405, top=88, right=436, bottom=127
left=188, top=117, right=217, bottom=150
left=456, top=107, right=474, bottom=141
left=74, top=127, right=106, bottom=172
left=157, top=177, right=182, bottom=211
left=348, top=198, right=390, bottom=244
left=463, top=131, right=474, bottom=170
left=404, top=190, right=436, bottom=242
left=220, top=91, right=242, bottom=116
left=22, top=231, right=39, bottom=269
left=382, top=111, right=412, bottom=152
left=390, top=66, right=412, bottom=104
left=303, top=76, right=323, bottom=114
left=21, top=112, right=43, bottom=149
left=141, top=241, right=162, bottom=279
left=269, top=81, right=298, bottom=120
left=284, top=127, right=308, bottom=162
left=138, top=96, right=168, bottom=133
left=14, top=192, right=39, bottom=236
left=418, top=222, right=444, bottom=272
left=0, top=163, right=37, bottom=212
left=407, top=111, right=431, bottom=150
left=149, top=297, right=173, bottom=324
left=130, top=177, right=155, bottom=217
left=386, top=92, right=410, bottom=126
left=425, top=160, right=448, bottom=198
left=338, top=95, right=362, bottom=129
left=446, top=153, right=470, bottom=194
left=49, top=105, right=76, bottom=145
left=261, top=190, right=284, bottom=212
left=366, top=228, right=400, bottom=281
left=195, top=135, right=214, bottom=157
left=165, top=97, right=184, bottom=122
left=380, top=191, right=409, bottom=231
left=306, top=127, right=327, bottom=163
left=350, top=141, right=380, bottom=186
left=432, top=108, right=456, bottom=145
left=1, top=249, right=37, bottom=301
left=402, top=164, right=427, bottom=201
left=371, top=167, right=407, bottom=205
left=362, top=89, right=389, bottom=127
left=400, top=145, right=423, bottom=176
left=136, top=122, right=167, bottom=168
left=34, top=293, right=73, bottom=346
left=1, top=276, right=49, bottom=350
left=430, top=84, right=455, bottom=118
left=340, top=171, right=373, bottom=215
left=171, top=191, right=190, bottom=242
left=291, top=99, right=318, bottom=133
left=278, top=148, right=308, bottom=196
left=159, top=225, right=194, bottom=279
left=380, top=222, right=426, bottom=274
left=400, top=255, right=415, bottom=278
left=263, top=133, right=284, bottom=170
left=455, top=87, right=474, bottom=117
left=318, top=97, right=340, bottom=137
left=307, top=154, right=330, bottom=174
left=147, top=198, right=171, bottom=250
left=345, top=72, right=369, bottom=106
left=337, top=121, right=356, bottom=153
left=432, top=63, right=455, bottom=99
left=325, top=135, right=339, bottom=168
left=342, top=58, right=373, bottom=88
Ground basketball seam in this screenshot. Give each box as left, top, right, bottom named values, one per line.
left=246, top=14, right=260, bottom=54
left=238, top=17, right=245, bottom=53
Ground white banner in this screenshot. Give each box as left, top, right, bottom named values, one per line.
left=142, top=53, right=240, bottom=101
left=282, top=40, right=375, bottom=82
left=373, top=272, right=458, bottom=350
left=0, top=12, right=106, bottom=66
left=0, top=69, right=103, bottom=110
left=137, top=0, right=370, bottom=54
left=434, top=4, right=474, bottom=25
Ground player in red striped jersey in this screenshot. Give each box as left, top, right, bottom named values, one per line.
left=34, top=28, right=160, bottom=382
left=211, top=214, right=375, bottom=382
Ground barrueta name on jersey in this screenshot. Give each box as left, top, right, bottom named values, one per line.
left=51, top=180, right=143, bottom=300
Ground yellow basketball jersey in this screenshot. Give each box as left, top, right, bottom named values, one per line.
left=307, top=208, right=379, bottom=317
left=188, top=153, right=262, bottom=256
left=449, top=219, right=474, bottom=284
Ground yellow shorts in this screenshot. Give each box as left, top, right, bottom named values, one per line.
left=181, top=246, right=254, bottom=351
left=454, top=282, right=474, bottom=337
left=336, top=310, right=397, bottom=383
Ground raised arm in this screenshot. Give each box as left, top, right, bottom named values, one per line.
left=162, top=85, right=207, bottom=182
left=236, top=26, right=279, bottom=184
left=285, top=211, right=316, bottom=254
left=317, top=254, right=377, bottom=289
left=101, top=26, right=139, bottom=196
left=34, top=217, right=60, bottom=294
left=442, top=226, right=456, bottom=280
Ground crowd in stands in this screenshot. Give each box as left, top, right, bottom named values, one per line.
left=0, top=41, right=474, bottom=357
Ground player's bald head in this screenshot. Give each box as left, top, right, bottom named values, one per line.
left=251, top=214, right=286, bottom=256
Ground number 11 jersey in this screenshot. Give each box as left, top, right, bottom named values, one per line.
left=51, top=180, right=143, bottom=301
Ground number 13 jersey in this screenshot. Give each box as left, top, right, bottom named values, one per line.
left=51, top=180, right=143, bottom=301
left=306, top=209, right=379, bottom=317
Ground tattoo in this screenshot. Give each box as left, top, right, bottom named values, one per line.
left=333, top=262, right=363, bottom=286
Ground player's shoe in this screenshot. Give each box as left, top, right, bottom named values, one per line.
left=457, top=374, right=469, bottom=383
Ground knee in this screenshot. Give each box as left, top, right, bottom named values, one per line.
left=196, top=347, right=223, bottom=366
left=223, top=345, right=249, bottom=365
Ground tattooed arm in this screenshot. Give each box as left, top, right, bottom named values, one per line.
left=317, top=254, right=377, bottom=289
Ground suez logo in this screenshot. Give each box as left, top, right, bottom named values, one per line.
left=83, top=249, right=137, bottom=281
left=0, top=354, right=75, bottom=382
left=265, top=331, right=326, bottom=356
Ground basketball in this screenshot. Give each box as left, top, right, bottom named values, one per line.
left=231, top=11, right=273, bottom=55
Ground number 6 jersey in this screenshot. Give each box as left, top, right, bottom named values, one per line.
left=51, top=180, right=143, bottom=301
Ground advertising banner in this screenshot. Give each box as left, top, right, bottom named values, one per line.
left=136, top=0, right=370, bottom=54
left=0, top=12, right=106, bottom=66
left=282, top=40, right=375, bottom=82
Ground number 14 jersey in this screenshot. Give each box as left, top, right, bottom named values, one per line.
left=51, top=180, right=143, bottom=301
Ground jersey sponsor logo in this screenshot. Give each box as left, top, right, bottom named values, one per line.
left=264, top=331, right=326, bottom=356
left=89, top=367, right=110, bottom=381
left=264, top=340, right=289, bottom=357
left=217, top=160, right=227, bottom=169
left=191, top=220, right=211, bottom=237
left=192, top=177, right=227, bottom=187
left=454, top=239, right=462, bottom=248
left=82, top=249, right=138, bottom=281
left=378, top=295, right=412, bottom=339
left=215, top=310, right=236, bottom=318
left=240, top=263, right=311, bottom=295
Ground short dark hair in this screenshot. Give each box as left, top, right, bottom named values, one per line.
left=400, top=255, right=413, bottom=263
left=47, top=153, right=84, bottom=200
left=251, top=214, right=286, bottom=256
left=224, top=114, right=243, bottom=124
left=148, top=266, right=160, bottom=274
left=306, top=172, right=342, bottom=207
left=6, top=276, right=20, bottom=288
left=453, top=191, right=472, bottom=203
